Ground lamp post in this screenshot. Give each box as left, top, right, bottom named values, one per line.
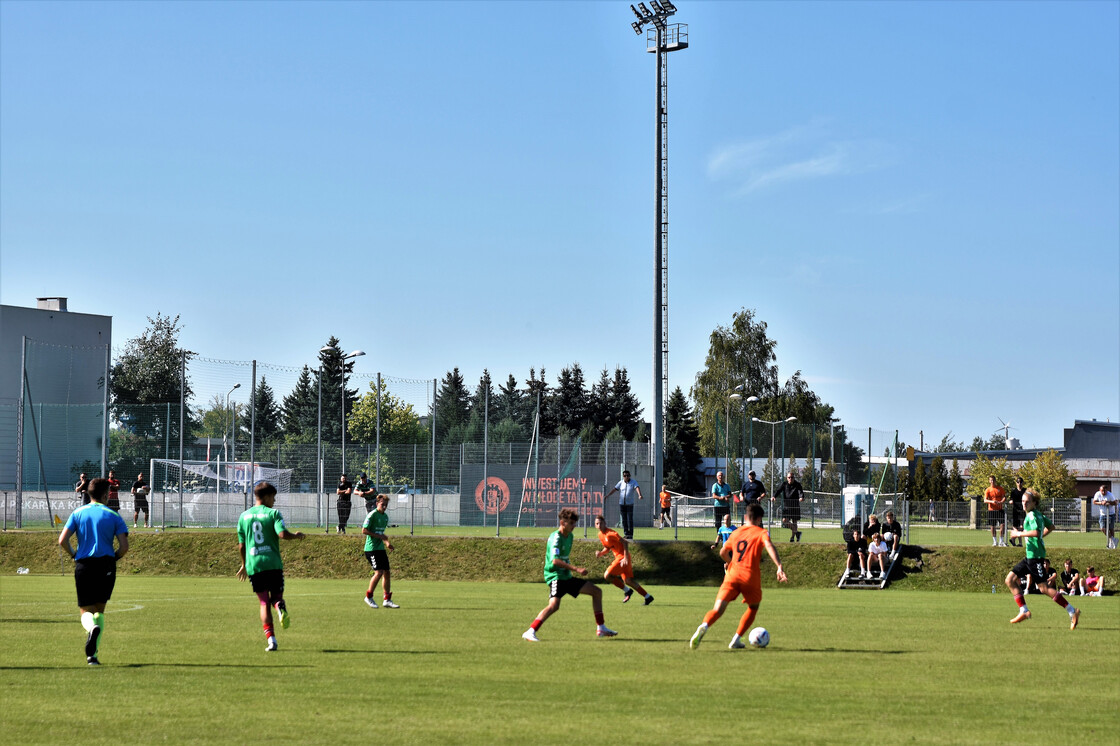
left=830, top=417, right=841, bottom=463
left=629, top=1, right=687, bottom=504
left=752, top=416, right=797, bottom=503
left=223, top=383, right=240, bottom=465
left=322, top=346, right=366, bottom=476
left=726, top=385, right=743, bottom=476
left=744, top=395, right=759, bottom=474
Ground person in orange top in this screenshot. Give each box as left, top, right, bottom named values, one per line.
left=690, top=502, right=787, bottom=650
left=594, top=515, right=654, bottom=605
left=984, top=475, right=1007, bottom=547
left=658, top=486, right=673, bottom=529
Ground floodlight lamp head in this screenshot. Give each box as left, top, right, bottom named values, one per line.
left=631, top=20, right=643, bottom=34
left=233, top=383, right=241, bottom=390
left=661, top=0, right=677, bottom=13
left=649, top=0, right=664, bottom=13
left=630, top=4, right=643, bottom=22
left=638, top=3, right=653, bottom=18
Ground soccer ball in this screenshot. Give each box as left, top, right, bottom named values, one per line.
left=747, top=627, right=770, bottom=648
left=883, top=531, right=893, bottom=544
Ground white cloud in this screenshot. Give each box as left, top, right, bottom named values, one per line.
left=708, top=121, right=887, bottom=197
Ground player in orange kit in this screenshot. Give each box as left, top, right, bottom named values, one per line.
left=594, top=514, right=654, bottom=605
left=690, top=502, right=787, bottom=650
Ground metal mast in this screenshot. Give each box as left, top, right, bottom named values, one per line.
left=630, top=2, right=687, bottom=497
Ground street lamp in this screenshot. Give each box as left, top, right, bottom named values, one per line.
left=223, top=383, right=240, bottom=464
left=829, top=417, right=841, bottom=463
left=726, top=385, right=744, bottom=476
left=629, top=1, right=687, bottom=506
left=752, top=416, right=797, bottom=504
left=322, top=346, right=366, bottom=476
left=744, top=395, right=759, bottom=474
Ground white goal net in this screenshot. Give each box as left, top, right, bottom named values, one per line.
left=149, top=459, right=294, bottom=527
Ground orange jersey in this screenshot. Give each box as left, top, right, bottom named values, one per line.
left=598, top=528, right=628, bottom=560
left=659, top=490, right=672, bottom=509
left=720, top=524, right=772, bottom=585
left=984, top=486, right=1006, bottom=510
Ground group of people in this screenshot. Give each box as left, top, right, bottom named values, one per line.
left=986, top=477, right=1117, bottom=551
left=75, top=470, right=150, bottom=528
left=58, top=470, right=1102, bottom=665
left=709, top=469, right=806, bottom=543
left=843, top=511, right=903, bottom=580
left=333, top=472, right=379, bottom=534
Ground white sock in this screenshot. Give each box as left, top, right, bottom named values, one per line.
left=1066, top=605, right=1077, bottom=617
left=698, top=622, right=708, bottom=631
left=730, top=634, right=741, bottom=644
left=81, top=612, right=96, bottom=632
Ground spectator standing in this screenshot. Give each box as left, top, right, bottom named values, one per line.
left=738, top=470, right=767, bottom=517
left=603, top=470, right=642, bottom=540
left=710, top=471, right=733, bottom=531
left=983, top=475, right=1007, bottom=547
left=355, top=472, right=376, bottom=514
left=75, top=473, right=91, bottom=506
left=1091, top=484, right=1117, bottom=549
left=106, top=471, right=121, bottom=513
left=773, top=471, right=804, bottom=542
left=335, top=474, right=353, bottom=534
left=131, top=473, right=149, bottom=529
left=58, top=477, right=129, bottom=665
left=1008, top=477, right=1027, bottom=547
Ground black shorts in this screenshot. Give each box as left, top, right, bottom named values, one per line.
left=784, top=503, right=801, bottom=521
left=846, top=538, right=868, bottom=554
left=365, top=550, right=390, bottom=572
left=548, top=577, right=586, bottom=602
left=74, top=556, right=117, bottom=607
left=660, top=506, right=672, bottom=517
left=134, top=496, right=149, bottom=512
left=1011, top=557, right=1048, bottom=586
left=106, top=497, right=120, bottom=512
left=987, top=511, right=1004, bottom=527
left=249, top=568, right=285, bottom=595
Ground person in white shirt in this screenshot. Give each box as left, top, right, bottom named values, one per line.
left=867, top=533, right=890, bottom=579
left=1091, top=485, right=1117, bottom=549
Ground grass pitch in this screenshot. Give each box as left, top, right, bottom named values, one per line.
left=1, top=576, right=1116, bottom=745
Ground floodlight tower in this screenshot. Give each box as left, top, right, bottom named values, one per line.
left=629, top=1, right=687, bottom=499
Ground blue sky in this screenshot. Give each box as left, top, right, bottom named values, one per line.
left=2, top=0, right=1117, bottom=451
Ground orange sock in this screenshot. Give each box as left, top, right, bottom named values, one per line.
left=736, top=608, right=758, bottom=637
left=703, top=609, right=722, bottom=626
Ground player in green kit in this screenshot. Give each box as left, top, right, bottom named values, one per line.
left=362, top=494, right=398, bottom=608
left=1005, top=489, right=1080, bottom=630
left=522, top=507, right=617, bottom=642
left=237, top=481, right=304, bottom=651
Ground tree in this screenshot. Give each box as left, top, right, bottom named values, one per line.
left=317, top=338, right=361, bottom=444
left=933, top=433, right=965, bottom=453
left=663, top=387, right=701, bottom=494
left=1017, top=449, right=1077, bottom=504
left=969, top=433, right=1008, bottom=452
left=821, top=459, right=842, bottom=493
left=434, top=367, right=471, bottom=443
left=494, top=374, right=523, bottom=426
left=589, top=368, right=613, bottom=436
left=608, top=367, right=643, bottom=439
left=281, top=366, right=318, bottom=444
left=348, top=379, right=428, bottom=446
left=910, top=459, right=929, bottom=504
left=551, top=363, right=590, bottom=436
left=469, top=369, right=498, bottom=430
left=928, top=456, right=949, bottom=502
left=691, top=308, right=780, bottom=455
left=251, top=376, right=283, bottom=444
left=110, top=313, right=196, bottom=439
left=966, top=454, right=1016, bottom=497
left=522, top=367, right=552, bottom=437
left=948, top=459, right=965, bottom=501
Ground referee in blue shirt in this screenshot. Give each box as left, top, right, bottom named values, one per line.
left=58, top=477, right=129, bottom=665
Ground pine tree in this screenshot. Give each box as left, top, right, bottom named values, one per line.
left=252, top=375, right=283, bottom=443
left=663, top=387, right=701, bottom=494
left=495, top=374, right=523, bottom=426
left=470, top=369, right=497, bottom=429
left=281, top=366, right=318, bottom=443
left=610, top=367, right=643, bottom=440
left=317, top=338, right=361, bottom=444
left=522, top=367, right=552, bottom=437
left=435, top=367, right=472, bottom=443
left=552, top=363, right=590, bottom=436
left=590, top=368, right=613, bottom=435
left=949, top=459, right=964, bottom=501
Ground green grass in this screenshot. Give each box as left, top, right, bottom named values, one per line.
left=2, top=577, right=1118, bottom=745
